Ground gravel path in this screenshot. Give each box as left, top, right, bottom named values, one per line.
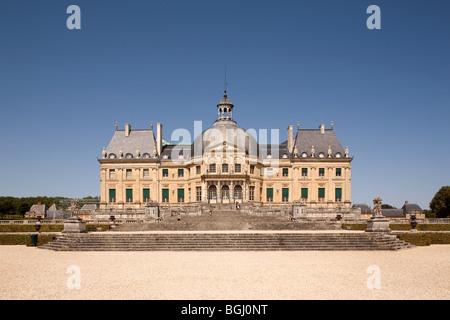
left=1, top=245, right=449, bottom=300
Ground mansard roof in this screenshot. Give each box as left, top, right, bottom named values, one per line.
left=293, top=128, right=346, bottom=158
left=105, top=129, right=157, bottom=159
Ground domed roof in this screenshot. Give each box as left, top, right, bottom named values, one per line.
left=192, top=121, right=258, bottom=157
left=218, top=90, right=233, bottom=105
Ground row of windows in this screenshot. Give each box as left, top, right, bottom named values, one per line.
left=108, top=187, right=343, bottom=203
left=108, top=167, right=344, bottom=180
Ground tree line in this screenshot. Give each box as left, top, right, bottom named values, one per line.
left=0, top=196, right=99, bottom=217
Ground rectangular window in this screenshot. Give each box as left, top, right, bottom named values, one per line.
left=335, top=188, right=342, bottom=202
left=209, top=163, right=216, bottom=173
left=143, top=169, right=149, bottom=178
left=196, top=186, right=202, bottom=202
left=250, top=165, right=255, bottom=174
left=301, top=188, right=308, bottom=200
left=282, top=168, right=288, bottom=177
left=162, top=188, right=169, bottom=202
left=109, top=189, right=116, bottom=203
left=318, top=188, right=325, bottom=199
left=143, top=188, right=150, bottom=202
left=126, top=189, right=133, bottom=203
left=178, top=169, right=184, bottom=178
left=249, top=186, right=255, bottom=201
left=266, top=188, right=273, bottom=202
left=109, top=169, right=115, bottom=179
left=282, top=188, right=289, bottom=202
left=222, top=163, right=228, bottom=173
left=196, top=166, right=201, bottom=175
left=319, top=168, right=325, bottom=177
left=162, top=169, right=168, bottom=177
left=235, top=164, right=241, bottom=173
left=126, top=169, right=132, bottom=179
left=336, top=168, right=342, bottom=177
left=302, top=168, right=308, bottom=176
left=177, top=189, right=184, bottom=203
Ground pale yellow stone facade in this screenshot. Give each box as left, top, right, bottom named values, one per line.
left=98, top=91, right=353, bottom=210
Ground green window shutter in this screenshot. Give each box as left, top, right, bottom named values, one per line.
left=178, top=169, right=183, bottom=175
left=283, top=168, right=288, bottom=175
left=162, top=189, right=169, bottom=198
left=282, top=188, right=289, bottom=197
left=126, top=189, right=133, bottom=198
left=318, top=188, right=325, bottom=198
left=109, top=189, right=116, bottom=199
left=177, top=188, right=184, bottom=198
left=266, top=188, right=273, bottom=197
left=162, top=169, right=168, bottom=175
left=319, top=168, right=325, bottom=174
left=336, top=168, right=342, bottom=175
left=335, top=188, right=342, bottom=198
left=302, top=168, right=307, bottom=174
left=143, top=188, right=150, bottom=199
left=301, top=188, right=308, bottom=198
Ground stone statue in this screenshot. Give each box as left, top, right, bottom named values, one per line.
left=70, top=199, right=80, bottom=218
left=373, top=196, right=383, bottom=217
left=311, top=146, right=315, bottom=158
left=345, top=146, right=349, bottom=158
left=102, top=147, right=107, bottom=159
left=328, top=146, right=332, bottom=158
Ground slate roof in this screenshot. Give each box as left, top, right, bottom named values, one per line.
left=402, top=203, right=423, bottom=213
left=381, top=209, right=405, bottom=218
left=352, top=203, right=372, bottom=214
left=105, top=129, right=157, bottom=159
left=293, top=129, right=346, bottom=158
left=28, top=204, right=45, bottom=215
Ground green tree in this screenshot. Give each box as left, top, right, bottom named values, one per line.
left=430, top=186, right=450, bottom=218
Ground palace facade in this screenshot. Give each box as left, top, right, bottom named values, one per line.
left=98, top=90, right=353, bottom=212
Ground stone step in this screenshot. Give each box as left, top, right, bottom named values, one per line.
left=39, top=232, right=414, bottom=251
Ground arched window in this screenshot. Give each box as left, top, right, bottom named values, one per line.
left=208, top=185, right=217, bottom=200
left=222, top=185, right=229, bottom=199
left=234, top=185, right=242, bottom=200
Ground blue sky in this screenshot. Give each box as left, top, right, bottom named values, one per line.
left=0, top=0, right=449, bottom=209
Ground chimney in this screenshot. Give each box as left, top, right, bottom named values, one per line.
left=405, top=201, right=409, bottom=205
left=287, top=125, right=293, bottom=152
left=156, top=123, right=163, bottom=156
left=319, top=123, right=325, bottom=134
left=125, top=123, right=131, bottom=137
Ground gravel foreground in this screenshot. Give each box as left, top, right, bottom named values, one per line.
left=0, top=245, right=449, bottom=300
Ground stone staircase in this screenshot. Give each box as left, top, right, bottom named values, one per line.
left=111, top=209, right=340, bottom=231
left=39, top=232, right=414, bottom=251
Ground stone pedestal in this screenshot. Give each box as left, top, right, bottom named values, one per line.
left=366, top=216, right=391, bottom=233
left=63, top=217, right=87, bottom=233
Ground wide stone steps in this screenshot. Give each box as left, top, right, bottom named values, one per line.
left=39, top=232, right=414, bottom=251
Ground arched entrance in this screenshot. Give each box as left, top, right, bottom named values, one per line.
left=222, top=185, right=230, bottom=203
left=234, top=185, right=242, bottom=201
left=208, top=185, right=217, bottom=203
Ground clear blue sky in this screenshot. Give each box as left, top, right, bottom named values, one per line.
left=0, top=0, right=449, bottom=209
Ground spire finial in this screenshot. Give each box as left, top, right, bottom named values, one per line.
left=224, top=60, right=228, bottom=93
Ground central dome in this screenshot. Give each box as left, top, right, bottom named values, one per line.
left=191, top=91, right=258, bottom=158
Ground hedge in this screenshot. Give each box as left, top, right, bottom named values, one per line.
left=342, top=224, right=450, bottom=231
left=0, top=234, right=57, bottom=246
left=0, top=224, right=110, bottom=233
left=396, top=233, right=450, bottom=246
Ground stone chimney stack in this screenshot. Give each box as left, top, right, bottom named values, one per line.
left=287, top=125, right=293, bottom=152
left=125, top=123, right=131, bottom=137
left=319, top=123, right=325, bottom=134
left=156, top=123, right=163, bottom=156
left=405, top=200, right=409, bottom=205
